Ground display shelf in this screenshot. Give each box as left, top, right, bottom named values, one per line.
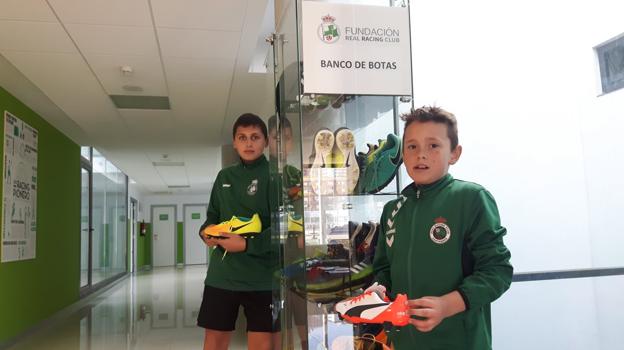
left=270, top=1, right=413, bottom=348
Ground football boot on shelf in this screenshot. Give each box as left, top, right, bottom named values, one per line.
left=309, top=128, right=335, bottom=168
left=333, top=127, right=360, bottom=195
left=283, top=165, right=303, bottom=200
left=287, top=213, right=303, bottom=237
left=357, top=134, right=402, bottom=194
left=308, top=128, right=335, bottom=195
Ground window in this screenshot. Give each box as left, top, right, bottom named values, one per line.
left=596, top=33, right=624, bottom=94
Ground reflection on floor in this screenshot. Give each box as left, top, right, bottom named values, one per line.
left=10, top=265, right=624, bottom=349
left=80, top=268, right=126, bottom=288
left=9, top=266, right=252, bottom=350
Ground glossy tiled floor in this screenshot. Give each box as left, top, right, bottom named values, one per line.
left=9, top=266, right=251, bottom=350
left=8, top=266, right=624, bottom=349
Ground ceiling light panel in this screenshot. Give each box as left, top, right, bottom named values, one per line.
left=157, top=28, right=240, bottom=59
left=48, top=0, right=152, bottom=26
left=2, top=52, right=121, bottom=127
left=152, top=161, right=185, bottom=167
left=0, top=21, right=76, bottom=53
left=153, top=162, right=189, bottom=187
left=150, top=0, right=246, bottom=31
left=0, top=0, right=57, bottom=22
left=110, top=95, right=170, bottom=110
left=87, top=55, right=167, bottom=95
left=65, top=25, right=159, bottom=56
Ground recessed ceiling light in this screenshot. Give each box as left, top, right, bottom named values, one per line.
left=152, top=161, right=185, bottom=167
left=110, top=95, right=170, bottom=110
left=122, top=85, right=143, bottom=92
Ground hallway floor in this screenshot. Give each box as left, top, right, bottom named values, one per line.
left=8, top=266, right=252, bottom=350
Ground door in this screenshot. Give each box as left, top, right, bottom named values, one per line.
left=80, top=166, right=92, bottom=289
left=183, top=204, right=208, bottom=265
left=152, top=205, right=175, bottom=267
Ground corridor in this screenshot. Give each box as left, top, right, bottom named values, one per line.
left=7, top=266, right=251, bottom=350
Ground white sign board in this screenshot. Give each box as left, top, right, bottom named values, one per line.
left=2, top=111, right=38, bottom=262
left=302, top=2, right=412, bottom=96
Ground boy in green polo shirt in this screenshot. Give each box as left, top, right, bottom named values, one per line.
left=197, top=113, right=277, bottom=350
left=373, top=106, right=513, bottom=349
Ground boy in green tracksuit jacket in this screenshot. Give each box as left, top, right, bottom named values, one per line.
left=197, top=113, right=278, bottom=350
left=373, top=106, right=513, bottom=349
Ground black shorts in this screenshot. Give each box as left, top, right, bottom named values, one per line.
left=197, top=285, right=279, bottom=333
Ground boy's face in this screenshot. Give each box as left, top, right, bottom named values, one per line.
left=233, top=125, right=267, bottom=163
left=403, top=121, right=462, bottom=185
left=268, top=127, right=293, bottom=157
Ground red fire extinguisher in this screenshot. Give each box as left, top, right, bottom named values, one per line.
left=139, top=221, right=147, bottom=236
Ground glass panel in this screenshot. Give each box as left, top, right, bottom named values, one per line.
left=92, top=150, right=106, bottom=285
left=81, top=168, right=90, bottom=288
left=273, top=1, right=411, bottom=349
left=81, top=146, right=91, bottom=161
left=272, top=2, right=308, bottom=347
left=92, top=149, right=128, bottom=285
left=107, top=161, right=127, bottom=279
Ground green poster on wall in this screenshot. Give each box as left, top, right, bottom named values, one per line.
left=159, top=214, right=169, bottom=221
left=192, top=213, right=200, bottom=219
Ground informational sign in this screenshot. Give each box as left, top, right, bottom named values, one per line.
left=302, top=2, right=412, bottom=96
left=2, top=111, right=38, bottom=262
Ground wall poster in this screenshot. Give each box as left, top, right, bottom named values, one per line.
left=2, top=111, right=38, bottom=262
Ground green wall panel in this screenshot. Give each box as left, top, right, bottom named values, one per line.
left=136, top=223, right=151, bottom=269
left=177, top=222, right=183, bottom=265
left=0, top=87, right=80, bottom=342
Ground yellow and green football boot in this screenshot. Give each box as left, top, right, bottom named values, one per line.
left=201, top=213, right=262, bottom=238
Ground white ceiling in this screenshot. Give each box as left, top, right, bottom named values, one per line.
left=0, top=0, right=276, bottom=195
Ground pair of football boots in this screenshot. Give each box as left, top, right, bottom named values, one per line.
left=309, top=127, right=360, bottom=195
left=308, top=130, right=403, bottom=195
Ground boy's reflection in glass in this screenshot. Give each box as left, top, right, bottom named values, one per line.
left=268, top=115, right=308, bottom=350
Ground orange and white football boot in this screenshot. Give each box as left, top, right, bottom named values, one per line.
left=334, top=289, right=409, bottom=326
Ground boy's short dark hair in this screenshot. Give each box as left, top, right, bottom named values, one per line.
left=232, top=113, right=268, bottom=140
left=267, top=115, right=292, bottom=133
left=401, top=106, right=459, bottom=150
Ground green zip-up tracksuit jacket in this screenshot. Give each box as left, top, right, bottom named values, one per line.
left=200, top=156, right=276, bottom=291
left=373, top=174, right=513, bottom=349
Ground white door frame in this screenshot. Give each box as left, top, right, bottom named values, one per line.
left=183, top=203, right=209, bottom=265
left=130, top=197, right=138, bottom=273
left=150, top=204, right=177, bottom=267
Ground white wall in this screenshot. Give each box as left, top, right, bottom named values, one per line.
left=128, top=181, right=145, bottom=220
left=142, top=194, right=210, bottom=222
left=408, top=1, right=624, bottom=348
left=408, top=0, right=624, bottom=273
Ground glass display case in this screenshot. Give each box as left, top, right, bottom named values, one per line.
left=269, top=1, right=412, bottom=349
